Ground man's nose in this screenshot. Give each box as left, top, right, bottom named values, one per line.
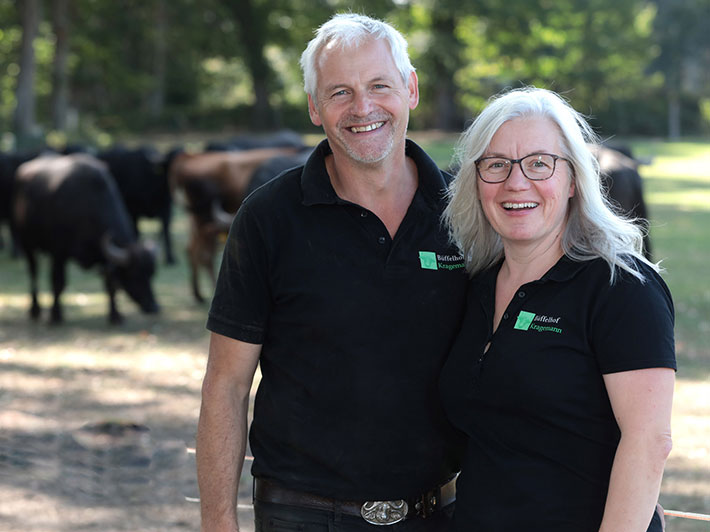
left=351, top=91, right=376, bottom=115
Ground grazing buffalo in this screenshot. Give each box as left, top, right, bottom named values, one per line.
left=591, top=144, right=653, bottom=259
left=169, top=146, right=300, bottom=302
left=13, top=153, right=160, bottom=324
left=98, top=146, right=176, bottom=264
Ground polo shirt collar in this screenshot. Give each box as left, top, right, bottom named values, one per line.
left=477, top=255, right=589, bottom=293
left=300, top=138, right=449, bottom=209
left=542, top=255, right=589, bottom=282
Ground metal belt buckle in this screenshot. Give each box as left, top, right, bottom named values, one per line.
left=360, top=499, right=408, bottom=525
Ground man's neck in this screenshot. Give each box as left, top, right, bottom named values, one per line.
left=325, top=149, right=419, bottom=238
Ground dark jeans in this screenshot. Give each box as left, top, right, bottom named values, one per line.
left=254, top=500, right=455, bottom=532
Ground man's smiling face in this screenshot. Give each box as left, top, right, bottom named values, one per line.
left=308, top=37, right=418, bottom=166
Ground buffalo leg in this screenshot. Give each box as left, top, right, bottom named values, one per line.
left=49, top=257, right=67, bottom=324
left=25, top=249, right=41, bottom=320
left=161, top=209, right=176, bottom=265
left=103, top=271, right=123, bottom=324
left=188, top=221, right=204, bottom=303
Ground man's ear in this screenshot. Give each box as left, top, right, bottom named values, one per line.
left=407, top=71, right=419, bottom=110
left=308, top=94, right=322, bottom=127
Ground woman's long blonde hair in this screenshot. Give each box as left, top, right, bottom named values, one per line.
left=443, top=87, right=655, bottom=282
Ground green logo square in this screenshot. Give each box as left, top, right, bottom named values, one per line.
left=419, top=251, right=438, bottom=270
left=514, top=311, right=536, bottom=330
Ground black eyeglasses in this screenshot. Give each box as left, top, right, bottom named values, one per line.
left=475, top=153, right=571, bottom=183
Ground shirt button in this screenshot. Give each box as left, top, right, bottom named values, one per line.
left=517, top=291, right=526, bottom=298
left=378, top=236, right=386, bottom=244
left=503, top=312, right=509, bottom=320
left=360, top=211, right=368, bottom=218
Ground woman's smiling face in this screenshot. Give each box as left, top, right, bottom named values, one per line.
left=477, top=115, right=575, bottom=252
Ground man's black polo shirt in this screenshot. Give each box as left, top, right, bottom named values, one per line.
left=207, top=139, right=467, bottom=500
left=440, top=256, right=676, bottom=531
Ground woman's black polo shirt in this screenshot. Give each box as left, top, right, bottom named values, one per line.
left=207, top=139, right=468, bottom=500
left=440, top=256, right=676, bottom=531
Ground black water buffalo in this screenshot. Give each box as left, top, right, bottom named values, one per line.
left=97, top=146, right=176, bottom=264
left=592, top=144, right=653, bottom=259
left=205, top=129, right=306, bottom=152
left=245, top=148, right=313, bottom=197
left=13, top=153, right=160, bottom=324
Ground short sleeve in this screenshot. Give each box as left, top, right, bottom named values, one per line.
left=590, top=263, right=676, bottom=374
left=206, top=202, right=272, bottom=344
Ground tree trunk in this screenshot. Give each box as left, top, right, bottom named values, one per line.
left=667, top=90, right=681, bottom=139
left=429, top=13, right=463, bottom=131
left=51, top=0, right=70, bottom=132
left=227, top=0, right=275, bottom=129
left=13, top=0, right=41, bottom=145
left=147, top=0, right=167, bottom=117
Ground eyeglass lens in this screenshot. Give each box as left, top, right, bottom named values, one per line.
left=479, top=154, right=556, bottom=182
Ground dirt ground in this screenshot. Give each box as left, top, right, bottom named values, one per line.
left=0, top=327, right=257, bottom=532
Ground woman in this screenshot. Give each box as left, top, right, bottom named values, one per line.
left=441, top=87, right=675, bottom=531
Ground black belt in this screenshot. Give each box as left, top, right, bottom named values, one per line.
left=254, top=476, right=456, bottom=526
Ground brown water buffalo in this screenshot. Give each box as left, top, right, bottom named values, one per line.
left=169, top=146, right=300, bottom=302
left=13, top=153, right=160, bottom=324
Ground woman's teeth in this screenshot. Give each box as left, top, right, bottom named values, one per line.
left=502, top=202, right=538, bottom=210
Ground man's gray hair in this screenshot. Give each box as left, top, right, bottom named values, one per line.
left=444, top=87, right=656, bottom=283
left=299, top=13, right=415, bottom=101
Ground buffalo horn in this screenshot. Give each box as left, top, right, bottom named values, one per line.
left=101, top=233, right=130, bottom=265
left=211, top=200, right=234, bottom=231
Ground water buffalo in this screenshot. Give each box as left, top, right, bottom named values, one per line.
left=169, top=146, right=300, bottom=302
left=98, top=146, right=176, bottom=264
left=245, top=148, right=313, bottom=197
left=205, top=129, right=306, bottom=152
left=0, top=150, right=43, bottom=257
left=13, top=153, right=160, bottom=324
left=591, top=144, right=653, bottom=259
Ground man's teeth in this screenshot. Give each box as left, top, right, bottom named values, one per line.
left=350, top=122, right=384, bottom=133
left=502, top=202, right=538, bottom=210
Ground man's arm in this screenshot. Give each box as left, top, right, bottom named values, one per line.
left=196, top=332, right=262, bottom=532
left=598, top=367, right=675, bottom=532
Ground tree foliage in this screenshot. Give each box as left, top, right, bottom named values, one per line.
left=1, top=0, right=709, bottom=143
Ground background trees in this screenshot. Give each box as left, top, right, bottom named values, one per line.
left=2, top=0, right=709, bottom=148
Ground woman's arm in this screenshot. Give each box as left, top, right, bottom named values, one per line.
left=599, top=367, right=675, bottom=532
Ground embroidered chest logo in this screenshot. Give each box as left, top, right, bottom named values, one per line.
left=514, top=310, right=563, bottom=334
left=418, top=251, right=465, bottom=271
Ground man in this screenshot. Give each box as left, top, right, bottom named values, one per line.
left=196, top=13, right=468, bottom=532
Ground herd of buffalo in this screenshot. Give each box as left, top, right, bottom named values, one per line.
left=0, top=131, right=650, bottom=324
